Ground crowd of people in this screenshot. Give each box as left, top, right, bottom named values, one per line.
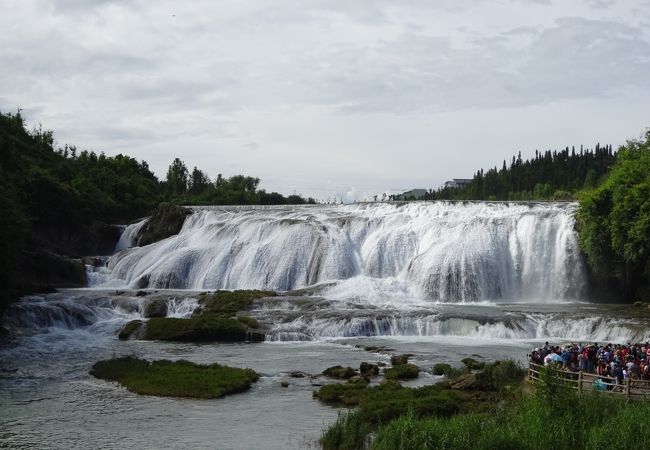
left=529, top=341, right=650, bottom=384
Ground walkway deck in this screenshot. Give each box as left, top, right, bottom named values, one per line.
left=528, top=363, right=650, bottom=401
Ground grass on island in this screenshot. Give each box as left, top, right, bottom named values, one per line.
left=90, top=356, right=259, bottom=399
left=319, top=362, right=650, bottom=450
left=196, top=290, right=276, bottom=316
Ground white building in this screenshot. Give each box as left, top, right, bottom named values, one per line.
left=443, top=179, right=472, bottom=189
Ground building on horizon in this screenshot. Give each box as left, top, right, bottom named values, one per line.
left=443, top=179, right=472, bottom=189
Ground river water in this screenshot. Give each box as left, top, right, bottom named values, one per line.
left=1, top=203, right=649, bottom=449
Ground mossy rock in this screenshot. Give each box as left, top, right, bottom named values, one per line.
left=118, top=320, right=145, bottom=340
left=237, top=315, right=259, bottom=329
left=432, top=363, right=453, bottom=376
left=136, top=203, right=191, bottom=246
left=360, top=362, right=379, bottom=377
left=196, top=290, right=276, bottom=316
left=323, top=365, right=357, bottom=380
left=143, top=297, right=168, bottom=318
left=143, top=316, right=264, bottom=342
left=461, top=357, right=485, bottom=371
left=90, top=356, right=258, bottom=398
left=384, top=363, right=420, bottom=381
left=313, top=381, right=368, bottom=405
left=390, top=354, right=410, bottom=366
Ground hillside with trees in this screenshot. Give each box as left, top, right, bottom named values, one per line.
left=0, top=111, right=313, bottom=312
left=411, top=144, right=617, bottom=201
left=578, top=131, right=650, bottom=301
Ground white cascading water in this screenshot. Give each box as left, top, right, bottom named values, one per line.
left=10, top=201, right=643, bottom=345
left=101, top=202, right=586, bottom=303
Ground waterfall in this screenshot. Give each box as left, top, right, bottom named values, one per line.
left=101, top=202, right=586, bottom=302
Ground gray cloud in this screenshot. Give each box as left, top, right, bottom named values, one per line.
left=1, top=0, right=648, bottom=200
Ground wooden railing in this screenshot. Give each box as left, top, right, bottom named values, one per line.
left=528, top=363, right=650, bottom=401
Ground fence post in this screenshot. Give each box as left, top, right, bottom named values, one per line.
left=626, top=379, right=631, bottom=399
left=578, top=371, right=583, bottom=393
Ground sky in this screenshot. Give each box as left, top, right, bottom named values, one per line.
left=1, top=0, right=649, bottom=202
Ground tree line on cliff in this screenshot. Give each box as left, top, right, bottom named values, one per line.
left=0, top=111, right=313, bottom=312
left=392, top=143, right=617, bottom=202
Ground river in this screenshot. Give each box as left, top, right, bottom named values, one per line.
left=1, top=203, right=648, bottom=449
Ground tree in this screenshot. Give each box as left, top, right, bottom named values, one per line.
left=578, top=130, right=650, bottom=300
left=189, top=167, right=210, bottom=196
left=166, top=158, right=189, bottom=196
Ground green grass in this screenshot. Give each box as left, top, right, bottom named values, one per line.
left=317, top=360, right=529, bottom=449
left=90, top=357, right=259, bottom=399
left=321, top=411, right=371, bottom=450
left=315, top=382, right=461, bottom=425
left=370, top=365, right=650, bottom=450
left=372, top=390, right=650, bottom=450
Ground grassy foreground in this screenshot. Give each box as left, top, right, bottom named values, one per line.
left=90, top=357, right=259, bottom=399
left=320, top=363, right=650, bottom=450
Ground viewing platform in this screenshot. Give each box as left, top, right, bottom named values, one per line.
left=528, top=363, right=650, bottom=401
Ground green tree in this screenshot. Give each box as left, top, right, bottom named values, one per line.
left=166, top=158, right=189, bottom=196
left=578, top=130, right=650, bottom=299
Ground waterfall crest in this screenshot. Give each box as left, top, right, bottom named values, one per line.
left=101, top=202, right=586, bottom=302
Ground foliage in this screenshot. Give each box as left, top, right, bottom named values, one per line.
left=315, top=383, right=461, bottom=425
left=321, top=411, right=371, bottom=450
left=578, top=131, right=650, bottom=299
left=90, top=356, right=258, bottom=398
left=372, top=382, right=650, bottom=450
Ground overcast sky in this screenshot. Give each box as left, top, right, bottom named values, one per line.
left=2, top=0, right=649, bottom=201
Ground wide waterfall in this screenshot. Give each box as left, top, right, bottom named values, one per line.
left=100, top=202, right=586, bottom=303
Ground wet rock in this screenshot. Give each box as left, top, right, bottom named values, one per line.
left=450, top=373, right=479, bottom=390
left=144, top=297, right=168, bottom=318
left=384, top=363, right=420, bottom=381
left=432, top=363, right=453, bottom=376
left=136, top=203, right=191, bottom=246
left=288, top=371, right=307, bottom=378
left=281, top=381, right=290, bottom=388
left=347, top=375, right=367, bottom=385
left=118, top=320, right=145, bottom=340
left=322, top=365, right=357, bottom=379
left=390, top=354, right=411, bottom=366
left=135, top=291, right=148, bottom=297
left=461, top=357, right=485, bottom=371
left=360, top=362, right=379, bottom=377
